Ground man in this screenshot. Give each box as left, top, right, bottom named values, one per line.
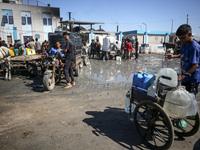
left=49, top=41, right=64, bottom=65
left=96, top=39, right=101, bottom=58
left=126, top=39, right=132, bottom=61
left=24, top=38, right=30, bottom=47
left=113, top=41, right=120, bottom=56
left=63, top=32, right=75, bottom=88
left=135, top=38, right=139, bottom=59
left=35, top=38, right=41, bottom=54
left=28, top=39, right=35, bottom=50
left=121, top=39, right=125, bottom=58
left=1, top=40, right=8, bottom=47
left=167, top=24, right=200, bottom=95
left=90, top=39, right=96, bottom=59
left=0, top=37, right=2, bottom=46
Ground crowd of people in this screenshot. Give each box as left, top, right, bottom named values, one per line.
left=86, top=38, right=139, bottom=61
left=0, top=37, right=50, bottom=55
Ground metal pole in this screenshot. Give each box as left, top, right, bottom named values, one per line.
left=142, top=23, right=147, bottom=31
left=187, top=14, right=189, bottom=24
left=28, top=0, right=29, bottom=5
left=171, top=19, right=173, bottom=33
left=68, top=12, right=71, bottom=20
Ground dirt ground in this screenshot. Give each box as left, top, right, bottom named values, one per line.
left=0, top=54, right=199, bottom=150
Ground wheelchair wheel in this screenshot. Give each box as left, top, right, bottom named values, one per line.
left=134, top=100, right=174, bottom=150
left=173, top=112, right=199, bottom=137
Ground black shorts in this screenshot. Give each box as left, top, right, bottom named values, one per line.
left=181, top=82, right=200, bottom=95
left=37, top=50, right=41, bottom=54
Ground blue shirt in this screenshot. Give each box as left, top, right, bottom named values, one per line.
left=49, top=47, right=64, bottom=57
left=181, top=40, right=200, bottom=83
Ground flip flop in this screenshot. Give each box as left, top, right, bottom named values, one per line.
left=63, top=84, right=72, bottom=88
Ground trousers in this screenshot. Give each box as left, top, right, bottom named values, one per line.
left=65, top=59, right=74, bottom=83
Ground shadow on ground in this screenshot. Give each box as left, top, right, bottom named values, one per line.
left=193, top=138, right=200, bottom=150
left=83, top=107, right=149, bottom=150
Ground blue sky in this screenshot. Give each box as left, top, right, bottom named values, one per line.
left=40, top=0, right=200, bottom=36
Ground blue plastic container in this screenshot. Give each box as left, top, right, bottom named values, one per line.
left=132, top=72, right=155, bottom=94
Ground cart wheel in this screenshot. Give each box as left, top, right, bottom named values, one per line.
left=173, top=113, right=199, bottom=137
left=43, top=71, right=55, bottom=91
left=134, top=100, right=174, bottom=150
left=83, top=57, right=89, bottom=66
left=74, top=65, right=79, bottom=77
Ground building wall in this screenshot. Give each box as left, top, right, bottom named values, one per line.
left=136, top=35, right=144, bottom=45
left=148, top=35, right=165, bottom=45
left=0, top=2, right=60, bottom=45
left=1, top=9, right=14, bottom=44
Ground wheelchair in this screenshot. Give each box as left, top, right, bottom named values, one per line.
left=126, top=68, right=199, bottom=150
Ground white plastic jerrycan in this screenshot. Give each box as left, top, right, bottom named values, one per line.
left=163, top=86, right=192, bottom=119
left=186, top=93, right=199, bottom=116
left=156, top=68, right=178, bottom=87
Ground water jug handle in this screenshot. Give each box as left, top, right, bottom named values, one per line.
left=142, top=73, right=148, bottom=76
left=161, top=75, right=171, bottom=80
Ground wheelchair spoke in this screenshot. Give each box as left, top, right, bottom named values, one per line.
left=154, top=128, right=167, bottom=143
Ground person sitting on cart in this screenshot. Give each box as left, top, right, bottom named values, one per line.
left=49, top=41, right=64, bottom=65
left=166, top=24, right=200, bottom=96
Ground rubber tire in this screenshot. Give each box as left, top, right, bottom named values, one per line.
left=43, top=72, right=55, bottom=91
left=134, top=100, right=174, bottom=150
left=174, top=113, right=199, bottom=137
left=83, top=57, right=89, bottom=66
left=74, top=66, right=79, bottom=77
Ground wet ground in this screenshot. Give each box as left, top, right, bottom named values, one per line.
left=0, top=54, right=199, bottom=150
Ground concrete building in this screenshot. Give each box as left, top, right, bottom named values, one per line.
left=116, top=30, right=170, bottom=45
left=0, top=0, right=60, bottom=45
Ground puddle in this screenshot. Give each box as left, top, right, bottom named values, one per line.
left=78, top=54, right=180, bottom=84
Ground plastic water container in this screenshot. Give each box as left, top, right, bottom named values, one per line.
left=125, top=91, right=134, bottom=113
left=186, top=93, right=199, bottom=116
left=9, top=49, right=15, bottom=56
left=141, top=44, right=149, bottom=54
left=14, top=49, right=19, bottom=56
left=26, top=48, right=36, bottom=55
left=133, top=72, right=155, bottom=94
left=163, top=86, right=192, bottom=119
left=116, top=56, right=121, bottom=61
left=147, top=83, right=156, bottom=97
left=157, top=68, right=178, bottom=87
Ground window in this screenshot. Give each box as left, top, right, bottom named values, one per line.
left=9, top=16, right=13, bottom=24
left=2, top=15, right=8, bottom=23
left=21, top=17, right=26, bottom=25
left=43, top=18, right=47, bottom=25
left=27, top=17, right=31, bottom=25
left=48, top=18, right=52, bottom=25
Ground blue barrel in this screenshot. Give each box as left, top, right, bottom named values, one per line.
left=132, top=72, right=155, bottom=94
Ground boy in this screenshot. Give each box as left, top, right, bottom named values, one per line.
left=167, top=24, right=200, bottom=95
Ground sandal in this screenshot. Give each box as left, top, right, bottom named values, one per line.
left=71, top=81, right=75, bottom=85
left=63, top=84, right=72, bottom=88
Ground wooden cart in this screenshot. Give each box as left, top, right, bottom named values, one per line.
left=10, top=54, right=42, bottom=76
